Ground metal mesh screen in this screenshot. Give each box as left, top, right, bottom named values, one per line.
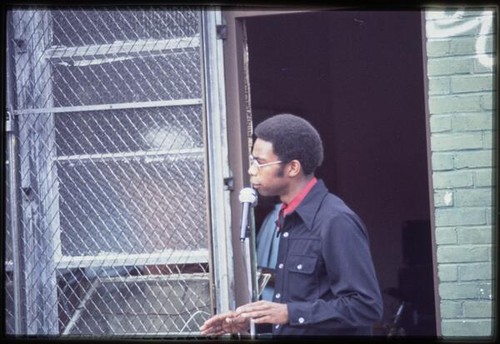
left=5, top=7, right=213, bottom=336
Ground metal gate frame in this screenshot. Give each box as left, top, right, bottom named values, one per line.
left=4, top=7, right=234, bottom=336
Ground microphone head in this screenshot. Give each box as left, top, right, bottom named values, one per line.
left=239, top=187, right=258, bottom=207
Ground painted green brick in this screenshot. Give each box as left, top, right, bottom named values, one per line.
left=454, top=188, right=492, bottom=207
left=427, top=57, right=472, bottom=76
left=438, top=245, right=491, bottom=263
left=431, top=132, right=483, bottom=151
left=429, top=77, right=451, bottom=95
left=434, top=190, right=454, bottom=207
left=450, top=36, right=495, bottom=56
left=474, top=168, right=494, bottom=187
left=438, top=264, right=458, bottom=281
left=433, top=170, right=474, bottom=188
left=435, top=208, right=486, bottom=226
left=452, top=112, right=493, bottom=131
left=486, top=207, right=495, bottom=225
left=463, top=301, right=493, bottom=318
left=482, top=131, right=495, bottom=149
left=432, top=152, right=455, bottom=171
left=440, top=300, right=463, bottom=318
left=481, top=92, right=495, bottom=110
left=448, top=37, right=476, bottom=56
left=435, top=226, right=457, bottom=244
left=474, top=60, right=496, bottom=74
left=457, top=226, right=493, bottom=244
left=429, top=95, right=483, bottom=114
left=441, top=319, right=493, bottom=337
left=439, top=282, right=483, bottom=300
left=459, top=263, right=493, bottom=281
left=426, top=39, right=450, bottom=57
left=451, top=75, right=494, bottom=93
left=454, top=150, right=494, bottom=169
left=430, top=115, right=452, bottom=132
left=475, top=282, right=493, bottom=301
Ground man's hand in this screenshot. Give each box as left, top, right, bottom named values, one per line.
left=199, top=310, right=249, bottom=336
left=199, top=301, right=288, bottom=336
left=235, top=300, right=288, bottom=325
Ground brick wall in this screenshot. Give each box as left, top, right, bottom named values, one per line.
left=425, top=9, right=496, bottom=337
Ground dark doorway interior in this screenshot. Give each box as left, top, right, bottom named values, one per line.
left=245, top=10, right=436, bottom=336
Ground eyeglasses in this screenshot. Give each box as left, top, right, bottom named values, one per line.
left=249, top=155, right=283, bottom=171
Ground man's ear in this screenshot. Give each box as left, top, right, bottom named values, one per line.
left=287, top=160, right=302, bottom=177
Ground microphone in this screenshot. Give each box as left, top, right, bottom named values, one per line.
left=239, top=187, right=258, bottom=242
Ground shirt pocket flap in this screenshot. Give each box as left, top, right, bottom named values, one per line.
left=288, top=255, right=317, bottom=274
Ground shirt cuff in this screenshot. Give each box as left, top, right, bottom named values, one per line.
left=287, top=302, right=312, bottom=326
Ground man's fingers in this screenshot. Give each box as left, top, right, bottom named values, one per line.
left=234, top=302, right=288, bottom=325
left=252, top=315, right=275, bottom=324
left=226, top=315, right=249, bottom=324
left=200, top=313, right=233, bottom=335
left=199, top=307, right=260, bottom=337
left=201, top=324, right=228, bottom=337
left=236, top=301, right=271, bottom=314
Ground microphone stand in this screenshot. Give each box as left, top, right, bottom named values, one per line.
left=241, top=207, right=258, bottom=339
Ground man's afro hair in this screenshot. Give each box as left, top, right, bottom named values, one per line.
left=254, top=113, right=323, bottom=175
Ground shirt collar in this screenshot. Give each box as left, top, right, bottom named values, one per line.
left=276, top=179, right=329, bottom=234
left=281, top=177, right=318, bottom=217
left=295, top=180, right=329, bottom=230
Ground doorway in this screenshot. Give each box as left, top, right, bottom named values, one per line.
left=244, top=10, right=436, bottom=336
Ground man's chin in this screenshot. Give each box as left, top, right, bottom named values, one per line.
left=255, top=189, right=270, bottom=197
left=252, top=185, right=264, bottom=194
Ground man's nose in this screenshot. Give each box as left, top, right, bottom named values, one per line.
left=248, top=164, right=258, bottom=176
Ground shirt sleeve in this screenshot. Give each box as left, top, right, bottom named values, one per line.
left=287, top=211, right=383, bottom=328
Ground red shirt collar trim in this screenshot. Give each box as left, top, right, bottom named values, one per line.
left=281, top=177, right=318, bottom=217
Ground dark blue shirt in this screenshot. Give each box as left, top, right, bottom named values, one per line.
left=271, top=180, right=383, bottom=336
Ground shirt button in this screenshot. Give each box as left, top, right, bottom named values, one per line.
left=283, top=232, right=289, bottom=238
left=275, top=293, right=281, bottom=299
left=297, top=264, right=303, bottom=270
left=298, top=317, right=305, bottom=324
left=275, top=324, right=280, bottom=329
left=278, top=263, right=284, bottom=269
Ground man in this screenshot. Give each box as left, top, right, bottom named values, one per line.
left=200, top=114, right=382, bottom=336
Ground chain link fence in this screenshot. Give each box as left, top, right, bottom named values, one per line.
left=5, top=7, right=215, bottom=336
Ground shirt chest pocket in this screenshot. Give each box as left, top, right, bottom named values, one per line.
left=286, top=255, right=318, bottom=301
left=288, top=255, right=317, bottom=273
